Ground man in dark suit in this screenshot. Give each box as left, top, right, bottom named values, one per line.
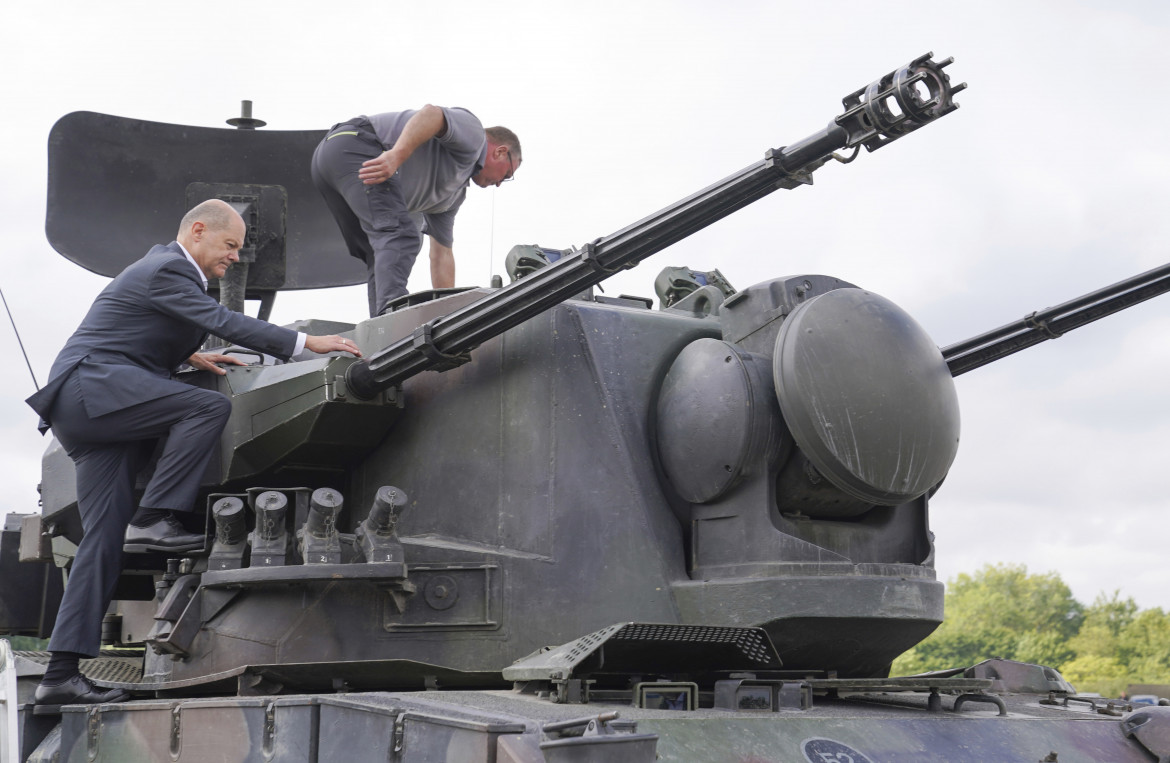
left=26, top=199, right=362, bottom=710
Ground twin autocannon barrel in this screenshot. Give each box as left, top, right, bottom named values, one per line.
left=344, top=52, right=965, bottom=400
left=942, top=261, right=1170, bottom=376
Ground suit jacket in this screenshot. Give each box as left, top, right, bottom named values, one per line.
left=27, top=243, right=298, bottom=430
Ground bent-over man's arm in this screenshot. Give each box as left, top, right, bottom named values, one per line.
left=359, top=105, right=448, bottom=186
left=429, top=237, right=455, bottom=289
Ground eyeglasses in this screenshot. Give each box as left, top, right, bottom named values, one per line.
left=502, top=149, right=515, bottom=183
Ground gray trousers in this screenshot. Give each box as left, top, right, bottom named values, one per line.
left=311, top=119, right=423, bottom=316
left=46, top=369, right=231, bottom=656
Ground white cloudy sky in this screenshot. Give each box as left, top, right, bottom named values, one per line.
left=2, top=0, right=1169, bottom=614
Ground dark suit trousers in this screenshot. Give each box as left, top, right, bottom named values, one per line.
left=46, top=369, right=231, bottom=656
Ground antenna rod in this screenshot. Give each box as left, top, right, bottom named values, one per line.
left=0, top=285, right=39, bottom=390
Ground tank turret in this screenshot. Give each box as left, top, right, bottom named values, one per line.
left=33, top=52, right=974, bottom=685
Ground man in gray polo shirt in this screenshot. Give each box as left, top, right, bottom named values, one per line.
left=311, top=104, right=522, bottom=316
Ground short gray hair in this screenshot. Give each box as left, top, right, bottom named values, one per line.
left=486, top=126, right=522, bottom=162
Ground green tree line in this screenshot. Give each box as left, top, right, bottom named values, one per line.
left=2, top=635, right=48, bottom=651
left=892, top=563, right=1170, bottom=696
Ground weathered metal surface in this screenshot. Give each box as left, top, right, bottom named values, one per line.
left=13, top=686, right=1158, bottom=762
left=0, top=517, right=62, bottom=637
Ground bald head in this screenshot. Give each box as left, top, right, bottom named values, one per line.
left=178, top=199, right=243, bottom=240
left=177, top=199, right=247, bottom=280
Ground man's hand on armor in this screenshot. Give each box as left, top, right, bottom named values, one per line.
left=187, top=352, right=247, bottom=376
left=305, top=335, right=363, bottom=357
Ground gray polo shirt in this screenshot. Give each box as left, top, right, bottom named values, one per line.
left=366, top=107, right=487, bottom=248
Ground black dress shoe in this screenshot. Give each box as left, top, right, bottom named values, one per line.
left=33, top=674, right=131, bottom=714
left=124, top=516, right=205, bottom=553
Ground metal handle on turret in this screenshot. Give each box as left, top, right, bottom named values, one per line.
left=345, top=53, right=964, bottom=400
